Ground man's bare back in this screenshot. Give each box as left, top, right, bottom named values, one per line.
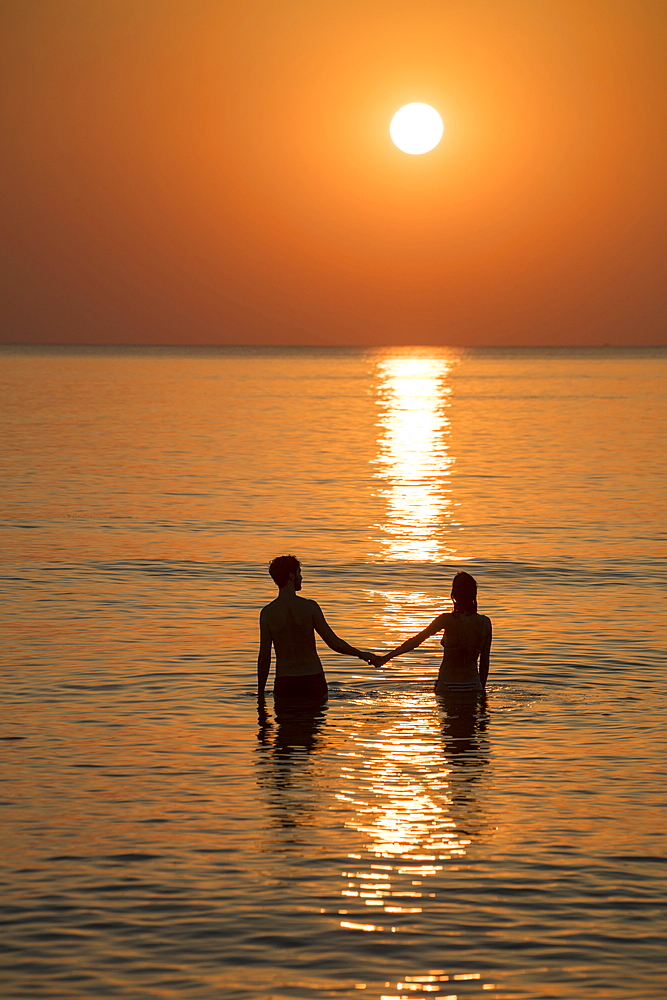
left=260, top=594, right=326, bottom=678
left=257, top=555, right=373, bottom=699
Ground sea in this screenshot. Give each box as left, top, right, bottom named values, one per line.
left=1, top=344, right=665, bottom=1000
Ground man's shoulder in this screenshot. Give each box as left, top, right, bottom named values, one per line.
left=261, top=596, right=320, bottom=614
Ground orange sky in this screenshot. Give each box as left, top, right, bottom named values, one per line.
left=1, top=0, right=665, bottom=346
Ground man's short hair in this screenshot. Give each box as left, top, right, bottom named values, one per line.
left=269, top=554, right=301, bottom=588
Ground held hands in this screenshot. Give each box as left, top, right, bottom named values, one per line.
left=358, top=650, right=391, bottom=669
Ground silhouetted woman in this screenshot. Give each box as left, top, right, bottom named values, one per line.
left=374, top=572, right=491, bottom=695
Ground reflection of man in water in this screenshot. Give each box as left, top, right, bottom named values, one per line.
left=256, top=694, right=328, bottom=832
left=257, top=555, right=374, bottom=702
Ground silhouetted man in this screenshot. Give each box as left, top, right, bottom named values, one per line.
left=258, top=555, right=373, bottom=702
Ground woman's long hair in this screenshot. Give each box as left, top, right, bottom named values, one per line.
left=451, top=571, right=477, bottom=615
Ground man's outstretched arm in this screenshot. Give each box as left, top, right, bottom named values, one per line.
left=312, top=603, right=370, bottom=660
left=257, top=611, right=272, bottom=696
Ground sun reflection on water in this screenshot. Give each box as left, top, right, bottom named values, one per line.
left=338, top=710, right=470, bottom=864
left=373, top=354, right=459, bottom=562
left=255, top=690, right=493, bottom=993
left=336, top=691, right=490, bottom=948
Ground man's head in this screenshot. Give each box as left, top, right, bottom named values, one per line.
left=269, top=554, right=302, bottom=590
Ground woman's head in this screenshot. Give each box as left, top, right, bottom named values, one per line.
left=451, top=571, right=477, bottom=614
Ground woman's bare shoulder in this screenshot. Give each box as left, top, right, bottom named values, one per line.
left=430, top=611, right=452, bottom=631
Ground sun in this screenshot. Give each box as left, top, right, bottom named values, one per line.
left=390, top=103, right=443, bottom=155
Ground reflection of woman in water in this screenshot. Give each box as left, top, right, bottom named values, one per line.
left=373, top=572, right=492, bottom=696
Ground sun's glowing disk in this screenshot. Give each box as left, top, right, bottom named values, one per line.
left=390, top=103, right=443, bottom=154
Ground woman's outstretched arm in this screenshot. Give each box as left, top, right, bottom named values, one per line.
left=378, top=614, right=447, bottom=665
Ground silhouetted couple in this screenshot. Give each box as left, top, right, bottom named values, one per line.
left=257, top=555, right=491, bottom=704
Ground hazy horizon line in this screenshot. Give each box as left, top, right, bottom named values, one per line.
left=1, top=342, right=665, bottom=352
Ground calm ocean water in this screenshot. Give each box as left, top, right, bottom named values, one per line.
left=1, top=345, right=665, bottom=1000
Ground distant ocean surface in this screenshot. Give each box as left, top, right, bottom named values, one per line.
left=1, top=345, right=665, bottom=1000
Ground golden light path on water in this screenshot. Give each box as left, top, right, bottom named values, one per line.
left=335, top=695, right=490, bottom=947
left=373, top=355, right=459, bottom=563
left=335, top=359, right=496, bottom=989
